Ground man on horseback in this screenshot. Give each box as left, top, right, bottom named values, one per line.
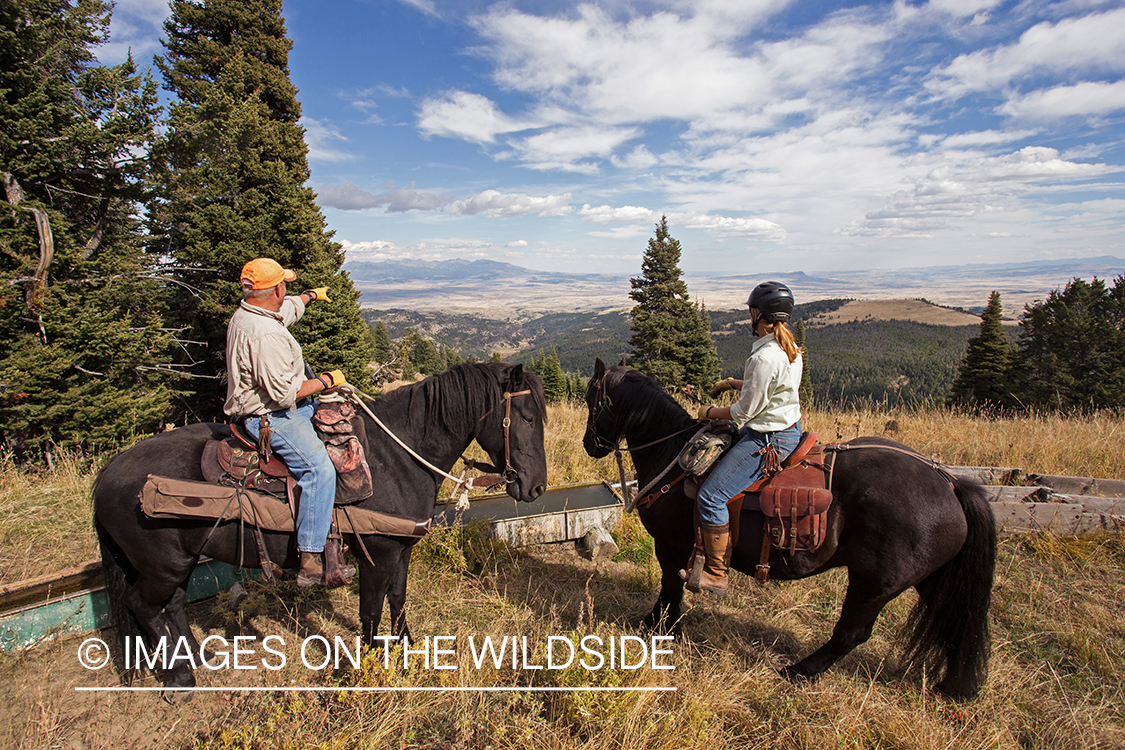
left=224, top=257, right=356, bottom=588
left=682, top=281, right=804, bottom=595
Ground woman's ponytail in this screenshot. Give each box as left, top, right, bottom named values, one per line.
left=767, top=321, right=800, bottom=364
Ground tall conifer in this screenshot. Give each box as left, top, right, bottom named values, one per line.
left=1, top=0, right=173, bottom=454
left=949, top=291, right=1014, bottom=409
left=628, top=217, right=719, bottom=391
left=151, top=0, right=373, bottom=420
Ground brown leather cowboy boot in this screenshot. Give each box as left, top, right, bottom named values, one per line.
left=697, top=522, right=731, bottom=596
left=297, top=551, right=356, bottom=588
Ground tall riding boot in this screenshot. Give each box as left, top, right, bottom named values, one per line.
left=297, top=550, right=355, bottom=589
left=697, top=522, right=731, bottom=596
left=323, top=536, right=357, bottom=588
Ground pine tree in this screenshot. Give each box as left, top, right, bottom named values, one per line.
left=539, top=349, right=567, bottom=404
left=793, top=318, right=813, bottom=405
left=151, top=0, right=373, bottom=420
left=1011, top=277, right=1125, bottom=410
left=0, top=0, right=174, bottom=454
left=628, top=217, right=719, bottom=391
left=949, top=291, right=1015, bottom=409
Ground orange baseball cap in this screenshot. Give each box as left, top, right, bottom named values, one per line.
left=240, top=258, right=296, bottom=290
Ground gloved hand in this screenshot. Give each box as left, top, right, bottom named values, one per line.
left=710, top=378, right=735, bottom=398
left=696, top=404, right=716, bottom=421
left=304, top=287, right=332, bottom=303
left=319, top=370, right=347, bottom=389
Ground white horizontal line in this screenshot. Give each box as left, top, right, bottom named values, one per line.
left=76, top=686, right=677, bottom=693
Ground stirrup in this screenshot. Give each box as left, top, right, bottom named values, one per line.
left=679, top=550, right=705, bottom=593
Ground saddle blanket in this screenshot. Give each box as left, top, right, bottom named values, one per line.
left=139, top=474, right=429, bottom=537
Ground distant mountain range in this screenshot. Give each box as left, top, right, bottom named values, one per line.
left=344, top=255, right=1125, bottom=320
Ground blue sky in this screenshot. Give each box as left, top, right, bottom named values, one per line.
left=102, top=0, right=1125, bottom=275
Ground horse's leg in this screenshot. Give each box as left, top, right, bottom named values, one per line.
left=781, top=570, right=904, bottom=682
left=355, top=536, right=398, bottom=650
left=646, top=539, right=687, bottom=633
left=385, top=542, right=414, bottom=642
left=121, top=574, right=198, bottom=700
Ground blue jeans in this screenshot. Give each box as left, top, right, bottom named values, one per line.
left=244, top=401, right=336, bottom=553
left=697, top=422, right=802, bottom=526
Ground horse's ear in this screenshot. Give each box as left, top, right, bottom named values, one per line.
left=617, top=359, right=625, bottom=367
left=506, top=363, right=524, bottom=391
left=594, top=358, right=606, bottom=379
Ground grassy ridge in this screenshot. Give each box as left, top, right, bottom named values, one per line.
left=1, top=401, right=1123, bottom=748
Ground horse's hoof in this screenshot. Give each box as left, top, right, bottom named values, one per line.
left=780, top=665, right=815, bottom=684
left=162, top=688, right=195, bottom=705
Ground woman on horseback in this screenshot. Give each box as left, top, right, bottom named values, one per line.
left=684, top=281, right=803, bottom=595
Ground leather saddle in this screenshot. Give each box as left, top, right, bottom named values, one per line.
left=684, top=431, right=835, bottom=579
left=200, top=402, right=373, bottom=506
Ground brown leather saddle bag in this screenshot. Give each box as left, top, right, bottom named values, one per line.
left=200, top=404, right=373, bottom=505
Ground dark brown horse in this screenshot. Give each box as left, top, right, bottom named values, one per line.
left=95, top=362, right=547, bottom=696
left=583, top=359, right=996, bottom=699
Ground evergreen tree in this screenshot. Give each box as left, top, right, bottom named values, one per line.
left=1011, top=277, right=1125, bottom=410
left=628, top=217, right=719, bottom=390
left=151, top=0, right=373, bottom=420
left=539, top=349, right=567, bottom=404
left=0, top=0, right=174, bottom=454
left=793, top=318, right=813, bottom=406
left=948, top=291, right=1015, bottom=409
left=371, top=321, right=393, bottom=363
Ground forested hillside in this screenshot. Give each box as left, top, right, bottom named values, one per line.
left=363, top=297, right=982, bottom=405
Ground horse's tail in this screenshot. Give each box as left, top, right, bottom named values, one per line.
left=95, top=515, right=141, bottom=679
left=903, top=477, right=996, bottom=700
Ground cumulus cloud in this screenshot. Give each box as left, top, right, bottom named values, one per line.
left=447, top=190, right=573, bottom=217
left=317, top=182, right=449, bottom=212
left=579, top=204, right=785, bottom=240
left=1000, top=81, right=1125, bottom=120
left=925, top=8, right=1125, bottom=100
left=417, top=91, right=534, bottom=143
left=841, top=147, right=1111, bottom=237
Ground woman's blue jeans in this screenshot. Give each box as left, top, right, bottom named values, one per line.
left=244, top=401, right=336, bottom=553
left=697, top=422, right=802, bottom=526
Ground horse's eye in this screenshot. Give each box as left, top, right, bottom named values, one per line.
left=523, top=415, right=534, bottom=425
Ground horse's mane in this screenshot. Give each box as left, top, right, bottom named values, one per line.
left=374, top=362, right=546, bottom=438
left=605, top=366, right=695, bottom=444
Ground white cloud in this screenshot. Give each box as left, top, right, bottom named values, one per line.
left=417, top=91, right=534, bottom=143
left=580, top=205, right=660, bottom=224
left=447, top=190, right=573, bottom=217
left=611, top=145, right=659, bottom=170
left=579, top=204, right=784, bottom=240
left=841, top=147, right=1112, bottom=237
left=941, top=130, right=1039, bottom=148
left=302, top=117, right=355, bottom=163
left=926, top=8, right=1125, bottom=100
left=670, top=212, right=787, bottom=241
left=510, top=126, right=641, bottom=173
left=925, top=0, right=1005, bottom=18
left=507, top=240, right=529, bottom=247
left=1000, top=80, right=1125, bottom=120
left=317, top=182, right=449, bottom=212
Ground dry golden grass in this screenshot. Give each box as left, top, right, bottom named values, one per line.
left=2, top=399, right=1124, bottom=749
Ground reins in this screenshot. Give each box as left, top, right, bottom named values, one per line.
left=336, top=383, right=531, bottom=510
left=587, top=372, right=698, bottom=511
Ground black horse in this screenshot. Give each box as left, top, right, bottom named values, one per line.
left=94, top=362, right=547, bottom=695
left=583, top=359, right=996, bottom=699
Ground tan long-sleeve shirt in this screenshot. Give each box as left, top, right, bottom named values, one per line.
left=223, top=297, right=308, bottom=417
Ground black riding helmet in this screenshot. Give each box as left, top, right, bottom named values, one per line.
left=747, top=281, right=795, bottom=322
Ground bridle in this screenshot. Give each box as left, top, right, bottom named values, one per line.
left=586, top=371, right=702, bottom=510
left=585, top=373, right=620, bottom=455
left=473, top=388, right=534, bottom=485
